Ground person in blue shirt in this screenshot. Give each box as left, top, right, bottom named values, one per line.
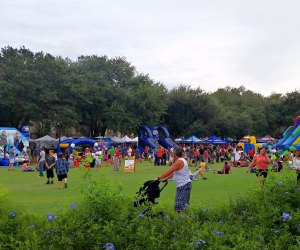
left=56, top=152, right=69, bottom=189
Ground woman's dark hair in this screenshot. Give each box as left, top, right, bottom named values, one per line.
left=173, top=146, right=183, bottom=157
left=58, top=152, right=64, bottom=158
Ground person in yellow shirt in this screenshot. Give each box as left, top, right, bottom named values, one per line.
left=191, top=160, right=208, bottom=180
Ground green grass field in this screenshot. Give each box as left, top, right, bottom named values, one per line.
left=0, top=160, right=291, bottom=216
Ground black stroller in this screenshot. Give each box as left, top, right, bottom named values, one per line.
left=134, top=180, right=168, bottom=215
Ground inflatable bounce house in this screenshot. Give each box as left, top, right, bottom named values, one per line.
left=0, top=126, right=30, bottom=166
left=276, top=116, right=300, bottom=150
left=57, top=138, right=99, bottom=154
left=237, top=135, right=267, bottom=154
left=138, top=125, right=177, bottom=152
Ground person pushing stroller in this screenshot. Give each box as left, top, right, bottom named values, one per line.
left=155, top=146, right=192, bottom=213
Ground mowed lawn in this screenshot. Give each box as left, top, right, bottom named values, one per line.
left=0, top=160, right=290, bottom=216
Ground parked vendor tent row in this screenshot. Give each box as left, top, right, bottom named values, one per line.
left=29, top=135, right=74, bottom=149
left=175, top=135, right=227, bottom=144
left=110, top=136, right=138, bottom=144
left=30, top=135, right=138, bottom=149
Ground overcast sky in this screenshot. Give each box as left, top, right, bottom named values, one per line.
left=1, top=0, right=299, bottom=96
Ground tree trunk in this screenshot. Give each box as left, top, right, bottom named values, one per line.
left=100, top=126, right=107, bottom=137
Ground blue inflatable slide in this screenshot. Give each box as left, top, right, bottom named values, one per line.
left=138, top=125, right=177, bottom=152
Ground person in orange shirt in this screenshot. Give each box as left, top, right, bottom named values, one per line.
left=156, top=146, right=192, bottom=213
left=156, top=146, right=164, bottom=166
left=246, top=147, right=271, bottom=189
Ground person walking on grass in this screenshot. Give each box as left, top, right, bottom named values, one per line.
left=292, top=149, right=300, bottom=184
left=95, top=148, right=103, bottom=170
left=55, top=152, right=69, bottom=189
left=8, top=146, right=15, bottom=171
left=45, top=150, right=56, bottom=184
left=156, top=146, right=192, bottom=213
left=38, top=147, right=45, bottom=177
left=246, top=147, right=271, bottom=189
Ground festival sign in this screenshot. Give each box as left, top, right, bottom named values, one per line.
left=124, top=156, right=136, bottom=173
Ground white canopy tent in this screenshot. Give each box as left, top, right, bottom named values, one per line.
left=110, top=136, right=122, bottom=143
left=59, top=136, right=73, bottom=141
left=131, top=137, right=138, bottom=143
left=30, top=135, right=59, bottom=149
left=119, top=135, right=132, bottom=143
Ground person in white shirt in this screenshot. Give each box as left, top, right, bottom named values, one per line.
left=95, top=148, right=103, bottom=170
left=156, top=146, right=192, bottom=213
left=38, top=147, right=46, bottom=177
left=292, top=149, right=300, bottom=183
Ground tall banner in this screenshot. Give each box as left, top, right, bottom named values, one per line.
left=124, top=156, right=136, bottom=173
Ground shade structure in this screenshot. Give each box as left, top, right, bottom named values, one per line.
left=257, top=135, right=277, bottom=142
left=110, top=136, right=122, bottom=143
left=33, top=135, right=58, bottom=142
left=184, top=136, right=202, bottom=143
left=30, top=135, right=58, bottom=149
left=119, top=135, right=136, bottom=143
left=131, top=137, right=138, bottom=143
left=205, top=135, right=226, bottom=144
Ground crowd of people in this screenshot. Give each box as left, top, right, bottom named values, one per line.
left=154, top=144, right=299, bottom=213
left=3, top=140, right=300, bottom=210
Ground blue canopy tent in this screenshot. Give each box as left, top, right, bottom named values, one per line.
left=205, top=135, right=226, bottom=144
left=184, top=136, right=202, bottom=143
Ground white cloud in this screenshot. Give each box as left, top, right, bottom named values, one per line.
left=1, top=0, right=299, bottom=96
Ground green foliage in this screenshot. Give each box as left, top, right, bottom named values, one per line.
left=0, top=172, right=299, bottom=249
left=0, top=46, right=299, bottom=138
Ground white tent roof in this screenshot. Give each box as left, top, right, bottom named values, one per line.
left=131, top=137, right=138, bottom=142
left=111, top=136, right=122, bottom=143
left=30, top=135, right=58, bottom=149
left=33, top=135, right=58, bottom=142
left=59, top=136, right=73, bottom=141
left=119, top=135, right=137, bottom=143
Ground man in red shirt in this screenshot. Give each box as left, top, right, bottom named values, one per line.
left=156, top=146, right=164, bottom=166
left=248, top=148, right=255, bottom=160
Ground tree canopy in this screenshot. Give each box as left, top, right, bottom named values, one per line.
left=0, top=46, right=299, bottom=139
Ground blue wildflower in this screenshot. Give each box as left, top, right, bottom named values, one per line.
left=45, top=230, right=51, bottom=237
left=249, top=216, right=254, bottom=220
left=70, top=203, right=76, bottom=209
left=242, top=210, right=247, bottom=214
left=276, top=181, right=284, bottom=185
left=282, top=212, right=292, bottom=222
left=47, top=212, right=55, bottom=222
left=192, top=239, right=206, bottom=247
left=213, top=230, right=224, bottom=237
left=8, top=211, right=17, bottom=218
left=284, top=192, right=289, bottom=195
left=199, top=239, right=206, bottom=244
left=165, top=214, right=170, bottom=222
left=203, top=208, right=207, bottom=212
left=103, top=243, right=115, bottom=250
left=172, top=237, right=177, bottom=241
left=138, top=212, right=145, bottom=218
left=274, top=229, right=281, bottom=235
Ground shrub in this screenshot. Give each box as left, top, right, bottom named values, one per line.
left=0, top=174, right=299, bottom=249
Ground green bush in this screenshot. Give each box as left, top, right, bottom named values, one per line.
left=0, top=175, right=299, bottom=249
